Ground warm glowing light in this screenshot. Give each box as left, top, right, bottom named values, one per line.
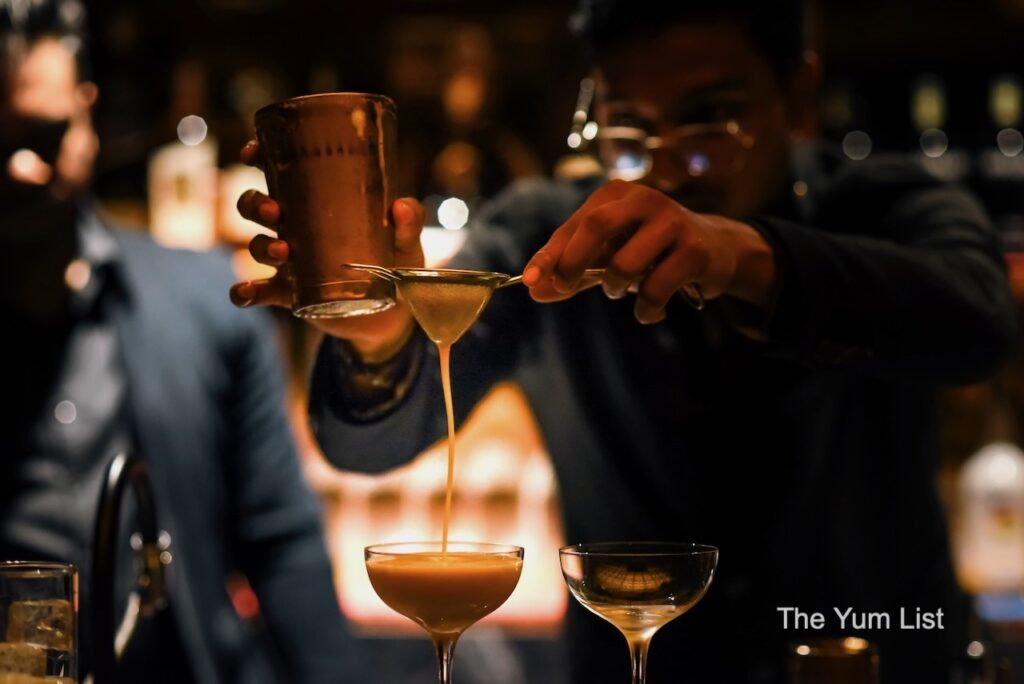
left=988, top=451, right=1020, bottom=482
left=912, top=75, right=946, bottom=131
left=843, top=637, right=870, bottom=651
left=64, top=258, right=91, bottom=292
left=990, top=77, right=1022, bottom=129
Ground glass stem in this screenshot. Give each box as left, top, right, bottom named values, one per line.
left=434, top=636, right=457, bottom=684
left=627, top=633, right=652, bottom=684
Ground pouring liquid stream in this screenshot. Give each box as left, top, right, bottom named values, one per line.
left=439, top=343, right=455, bottom=553
left=396, top=277, right=497, bottom=553
left=352, top=264, right=623, bottom=554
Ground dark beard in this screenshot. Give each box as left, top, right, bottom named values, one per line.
left=0, top=117, right=76, bottom=244
left=0, top=182, right=77, bottom=248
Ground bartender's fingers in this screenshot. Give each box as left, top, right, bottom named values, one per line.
left=524, top=180, right=632, bottom=290
left=555, top=198, right=637, bottom=293
left=601, top=217, right=677, bottom=299
left=392, top=198, right=426, bottom=268
left=523, top=229, right=583, bottom=294
left=237, top=189, right=280, bottom=228
left=633, top=248, right=702, bottom=324
left=248, top=234, right=289, bottom=266
left=240, top=140, right=264, bottom=169
left=522, top=249, right=556, bottom=288
left=526, top=273, right=603, bottom=303
left=230, top=277, right=290, bottom=309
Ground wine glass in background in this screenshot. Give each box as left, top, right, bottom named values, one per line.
left=559, top=542, right=718, bottom=684
left=365, top=541, right=524, bottom=684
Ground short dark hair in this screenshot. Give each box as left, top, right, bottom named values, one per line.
left=572, top=0, right=806, bottom=77
left=1, top=0, right=91, bottom=80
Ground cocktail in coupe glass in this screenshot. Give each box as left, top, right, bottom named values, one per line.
left=365, top=542, right=524, bottom=684
left=354, top=266, right=527, bottom=682
left=346, top=265, right=519, bottom=550
left=559, top=542, right=718, bottom=684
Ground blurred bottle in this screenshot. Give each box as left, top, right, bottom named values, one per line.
left=911, top=74, right=970, bottom=181
left=418, top=24, right=543, bottom=228
left=821, top=77, right=876, bottom=164
left=148, top=61, right=218, bottom=250
left=788, top=637, right=879, bottom=684
left=984, top=75, right=1024, bottom=170
left=147, top=135, right=217, bottom=250
left=957, top=438, right=1024, bottom=593
left=977, top=75, right=1024, bottom=253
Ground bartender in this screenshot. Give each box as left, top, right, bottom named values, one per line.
left=233, top=0, right=1015, bottom=681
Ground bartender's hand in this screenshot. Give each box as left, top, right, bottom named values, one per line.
left=229, top=141, right=420, bottom=362
left=522, top=179, right=777, bottom=324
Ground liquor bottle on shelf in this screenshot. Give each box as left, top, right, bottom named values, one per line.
left=957, top=435, right=1024, bottom=594
left=911, top=74, right=970, bottom=181
left=982, top=75, right=1024, bottom=173
left=976, top=75, right=1024, bottom=253
left=822, top=76, right=875, bottom=162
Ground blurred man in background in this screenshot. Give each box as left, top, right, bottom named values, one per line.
left=0, top=1, right=366, bottom=681
left=234, top=0, right=1016, bottom=681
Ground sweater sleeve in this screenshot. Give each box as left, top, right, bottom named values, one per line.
left=746, top=159, right=1014, bottom=384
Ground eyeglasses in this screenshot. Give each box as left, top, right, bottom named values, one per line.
left=593, top=120, right=754, bottom=182
left=568, top=79, right=755, bottom=182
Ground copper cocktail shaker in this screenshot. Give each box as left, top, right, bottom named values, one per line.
left=255, top=93, right=397, bottom=318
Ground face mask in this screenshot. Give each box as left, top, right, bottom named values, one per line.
left=0, top=117, right=71, bottom=168
left=0, top=117, right=73, bottom=240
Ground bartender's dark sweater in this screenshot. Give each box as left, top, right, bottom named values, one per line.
left=311, top=145, right=1016, bottom=683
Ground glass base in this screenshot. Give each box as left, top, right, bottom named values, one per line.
left=292, top=279, right=396, bottom=319
left=295, top=297, right=395, bottom=318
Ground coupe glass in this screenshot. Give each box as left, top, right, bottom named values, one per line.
left=559, top=542, right=718, bottom=684
left=365, top=541, right=524, bottom=684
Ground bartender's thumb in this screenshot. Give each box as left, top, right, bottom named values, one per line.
left=392, top=198, right=426, bottom=267
left=229, top=278, right=290, bottom=309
